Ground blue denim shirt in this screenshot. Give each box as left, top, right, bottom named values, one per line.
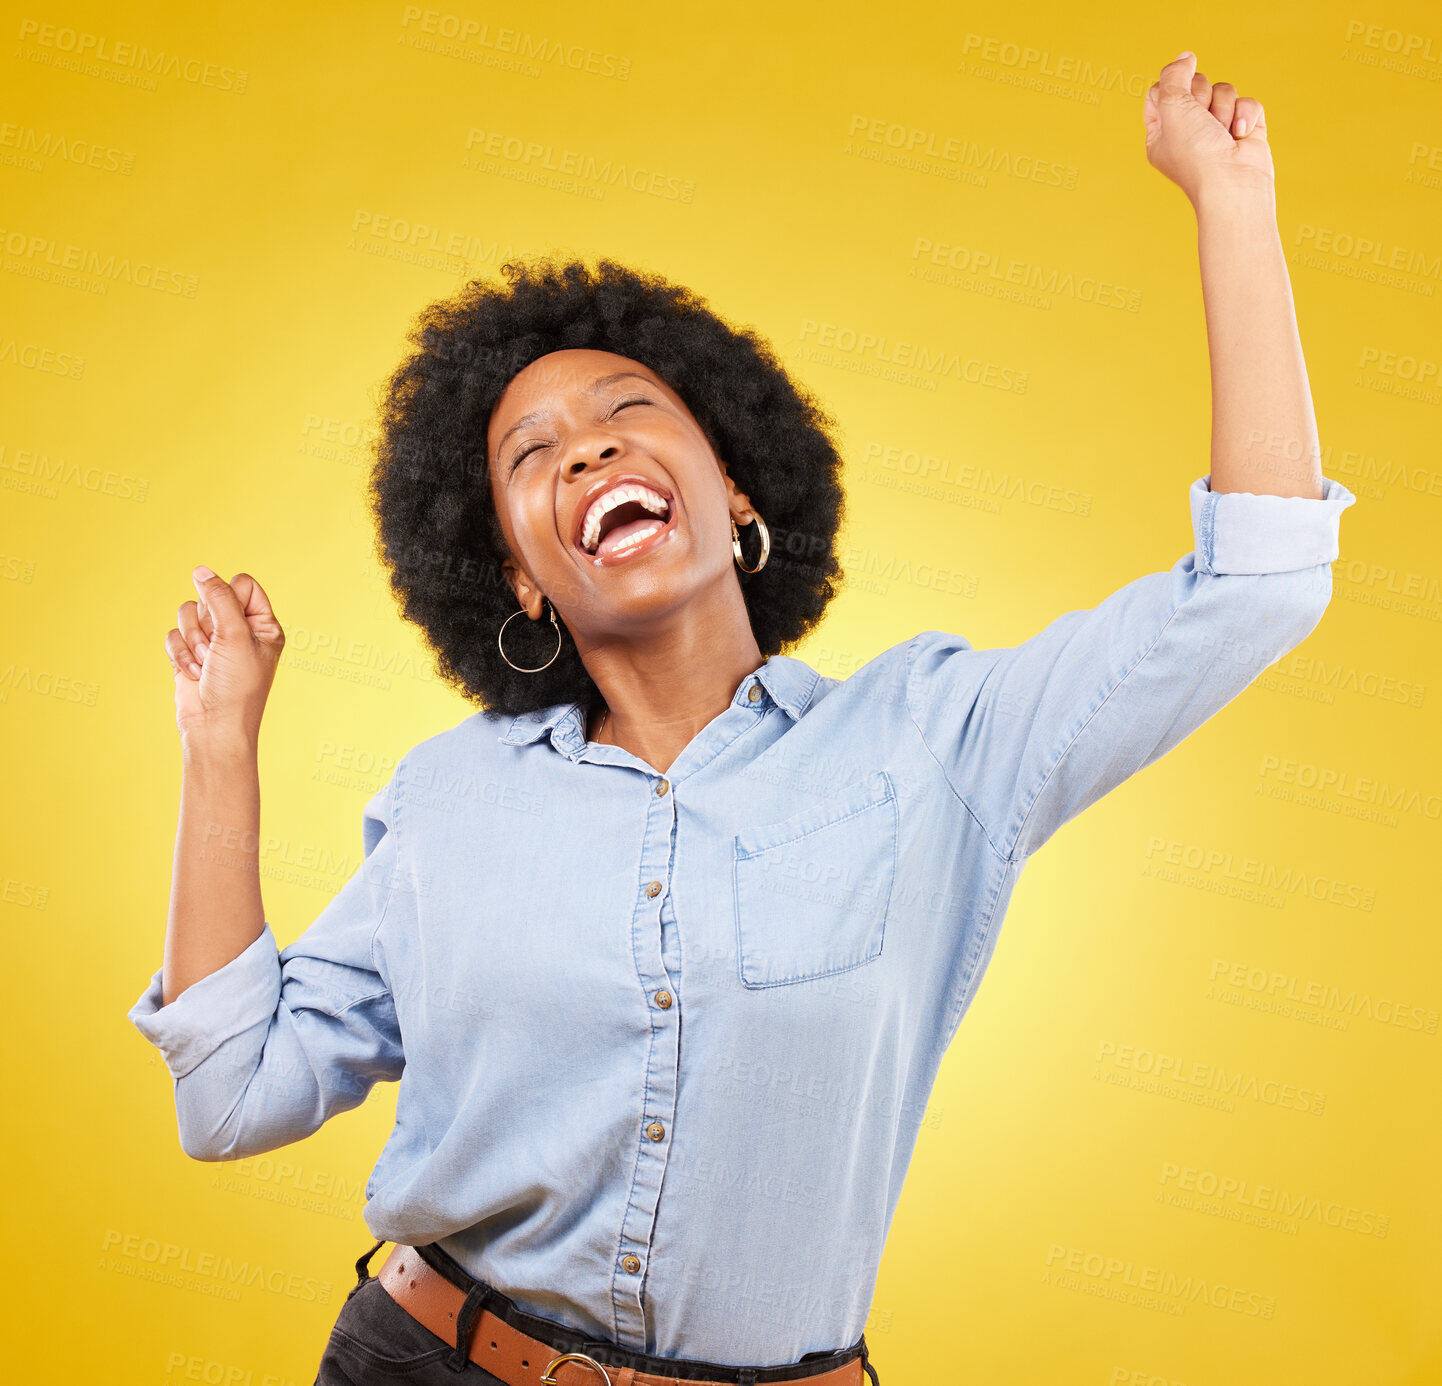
left=129, top=474, right=1356, bottom=1366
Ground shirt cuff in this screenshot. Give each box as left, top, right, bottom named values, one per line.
left=1189, top=473, right=1358, bottom=576
left=127, top=922, right=282, bottom=1079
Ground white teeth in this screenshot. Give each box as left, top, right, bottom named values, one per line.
left=606, top=521, right=664, bottom=555
left=580, top=483, right=670, bottom=554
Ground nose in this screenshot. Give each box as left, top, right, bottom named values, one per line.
left=565, top=434, right=624, bottom=477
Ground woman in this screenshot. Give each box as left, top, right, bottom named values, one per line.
left=132, top=53, right=1356, bottom=1386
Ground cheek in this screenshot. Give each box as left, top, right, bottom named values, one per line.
left=487, top=483, right=516, bottom=552
left=510, top=484, right=564, bottom=553
left=688, top=469, right=728, bottom=523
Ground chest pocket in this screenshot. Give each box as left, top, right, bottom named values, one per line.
left=732, top=770, right=898, bottom=988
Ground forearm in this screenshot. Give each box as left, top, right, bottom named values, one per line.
left=1195, top=183, right=1323, bottom=500
left=162, top=733, right=266, bottom=1006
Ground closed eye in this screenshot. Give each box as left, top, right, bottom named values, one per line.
left=508, top=396, right=653, bottom=473
left=509, top=441, right=544, bottom=471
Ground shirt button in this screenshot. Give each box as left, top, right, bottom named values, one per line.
left=654, top=990, right=672, bottom=1009
left=748, top=685, right=763, bottom=702
left=645, top=880, right=663, bottom=898
left=621, top=1255, right=641, bottom=1274
left=655, top=778, right=669, bottom=796
left=646, top=1122, right=665, bottom=1141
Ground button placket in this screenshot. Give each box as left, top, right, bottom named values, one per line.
left=613, top=771, right=681, bottom=1345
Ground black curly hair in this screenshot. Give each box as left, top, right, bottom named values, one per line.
left=367, top=256, right=847, bottom=721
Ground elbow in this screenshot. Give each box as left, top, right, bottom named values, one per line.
left=1220, top=563, right=1333, bottom=663
left=177, top=1127, right=230, bottom=1163
left=173, top=1072, right=319, bottom=1163
left=176, top=1115, right=293, bottom=1163
left=1194, top=564, right=1335, bottom=682
left=173, top=1073, right=260, bottom=1162
left=1268, top=562, right=1334, bottom=647
left=169, top=1056, right=246, bottom=1161
left=175, top=1093, right=248, bottom=1162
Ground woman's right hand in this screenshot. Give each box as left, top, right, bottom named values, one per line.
left=164, top=567, right=286, bottom=743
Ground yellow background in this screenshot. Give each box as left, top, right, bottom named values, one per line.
left=3, top=1, right=1438, bottom=1381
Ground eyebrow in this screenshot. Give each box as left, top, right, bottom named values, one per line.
left=495, top=371, right=657, bottom=461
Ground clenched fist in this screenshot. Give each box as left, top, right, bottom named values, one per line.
left=165, top=567, right=285, bottom=742
left=1144, top=51, right=1274, bottom=206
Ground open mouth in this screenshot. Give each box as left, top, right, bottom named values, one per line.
left=574, top=482, right=678, bottom=567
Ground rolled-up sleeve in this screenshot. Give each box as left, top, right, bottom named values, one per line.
left=905, top=474, right=1358, bottom=864
left=127, top=766, right=409, bottom=1161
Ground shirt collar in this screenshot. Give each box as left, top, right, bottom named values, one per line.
left=498, top=653, right=820, bottom=748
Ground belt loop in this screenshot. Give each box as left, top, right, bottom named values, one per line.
left=444, top=1280, right=492, bottom=1373
left=353, top=1239, right=385, bottom=1289
left=737, top=1372, right=757, bottom=1386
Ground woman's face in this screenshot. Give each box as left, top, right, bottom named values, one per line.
left=485, top=348, right=752, bottom=637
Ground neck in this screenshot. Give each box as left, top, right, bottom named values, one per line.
left=581, top=587, right=763, bottom=775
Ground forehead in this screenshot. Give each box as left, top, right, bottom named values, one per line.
left=489, top=349, right=669, bottom=428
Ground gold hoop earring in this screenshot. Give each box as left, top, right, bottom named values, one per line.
left=497, top=597, right=562, bottom=672
left=731, top=510, right=770, bottom=574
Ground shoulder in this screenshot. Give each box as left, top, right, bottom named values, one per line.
left=392, top=709, right=512, bottom=786
left=800, top=631, right=970, bottom=720
left=815, top=631, right=976, bottom=687
left=376, top=710, right=539, bottom=829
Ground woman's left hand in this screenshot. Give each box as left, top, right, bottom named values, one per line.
left=1144, top=51, right=1274, bottom=206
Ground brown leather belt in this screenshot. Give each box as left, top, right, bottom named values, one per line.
left=375, top=1242, right=867, bottom=1386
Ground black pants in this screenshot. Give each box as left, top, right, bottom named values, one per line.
left=315, top=1239, right=881, bottom=1385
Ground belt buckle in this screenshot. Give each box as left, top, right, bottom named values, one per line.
left=540, top=1351, right=613, bottom=1384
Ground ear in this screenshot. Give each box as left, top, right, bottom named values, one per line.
left=718, top=463, right=755, bottom=524
left=502, top=558, right=546, bottom=618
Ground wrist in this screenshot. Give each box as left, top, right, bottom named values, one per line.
left=1191, top=173, right=1277, bottom=223
left=181, top=723, right=260, bottom=767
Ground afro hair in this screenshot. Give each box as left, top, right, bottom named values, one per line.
left=368, top=255, right=847, bottom=721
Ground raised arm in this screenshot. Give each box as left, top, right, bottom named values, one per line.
left=141, top=567, right=404, bottom=1161
left=160, top=567, right=284, bottom=1003
left=905, top=53, right=1358, bottom=866
left=1145, top=50, right=1320, bottom=500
